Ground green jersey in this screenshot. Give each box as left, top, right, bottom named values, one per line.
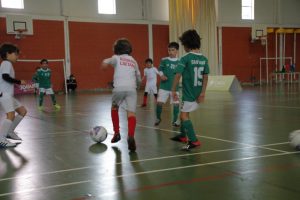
left=158, top=57, right=179, bottom=91
left=36, top=68, right=52, bottom=88
left=175, top=52, right=210, bottom=102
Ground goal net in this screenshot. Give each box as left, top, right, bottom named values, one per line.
left=259, top=57, right=293, bottom=84
left=15, top=59, right=67, bottom=94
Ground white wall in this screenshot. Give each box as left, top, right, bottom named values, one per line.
left=218, top=0, right=300, bottom=27
left=0, top=0, right=168, bottom=22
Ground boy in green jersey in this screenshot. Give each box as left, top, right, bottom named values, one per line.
left=35, top=59, right=60, bottom=111
left=155, top=42, right=180, bottom=127
left=171, top=30, right=209, bottom=150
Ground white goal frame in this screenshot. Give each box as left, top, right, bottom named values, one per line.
left=259, top=57, right=293, bottom=85
left=18, top=59, right=68, bottom=94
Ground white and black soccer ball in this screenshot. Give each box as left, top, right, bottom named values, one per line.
left=89, top=126, right=108, bottom=143
left=289, top=130, right=300, bottom=151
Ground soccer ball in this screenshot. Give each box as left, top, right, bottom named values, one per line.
left=90, top=126, right=108, bottom=143
left=289, top=130, right=300, bottom=151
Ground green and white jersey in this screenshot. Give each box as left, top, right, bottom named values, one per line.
left=175, top=52, right=209, bottom=102
left=36, top=68, right=52, bottom=89
left=158, top=57, right=179, bottom=91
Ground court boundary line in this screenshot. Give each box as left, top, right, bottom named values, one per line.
left=0, top=150, right=299, bottom=197
left=138, top=124, right=289, bottom=153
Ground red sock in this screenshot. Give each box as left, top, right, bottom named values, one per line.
left=111, top=109, right=119, bottom=134
left=143, top=96, right=147, bottom=105
left=128, top=116, right=136, bottom=137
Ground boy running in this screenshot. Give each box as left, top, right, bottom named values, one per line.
left=0, top=43, right=27, bottom=147
left=141, top=58, right=160, bottom=107
left=35, top=59, right=60, bottom=111
left=101, top=38, right=141, bottom=152
left=171, top=29, right=209, bottom=150
left=155, top=42, right=180, bottom=127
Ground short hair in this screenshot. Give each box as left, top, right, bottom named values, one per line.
left=168, top=42, right=179, bottom=50
left=40, top=59, right=48, bottom=64
left=179, top=29, right=201, bottom=49
left=113, top=38, right=132, bottom=55
left=145, top=58, right=153, bottom=64
left=0, top=43, right=19, bottom=60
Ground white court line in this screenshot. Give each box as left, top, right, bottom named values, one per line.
left=0, top=146, right=258, bottom=182
left=138, top=124, right=289, bottom=153
left=0, top=150, right=299, bottom=198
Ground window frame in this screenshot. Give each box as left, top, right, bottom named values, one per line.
left=1, top=0, right=24, bottom=9
left=241, top=0, right=254, bottom=20
left=98, top=0, right=116, bottom=15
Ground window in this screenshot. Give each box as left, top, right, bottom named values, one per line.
left=98, top=0, right=116, bottom=14
left=1, top=0, right=24, bottom=9
left=242, top=0, right=254, bottom=20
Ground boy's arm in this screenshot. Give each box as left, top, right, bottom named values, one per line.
left=171, top=73, right=181, bottom=101
left=101, top=57, right=116, bottom=69
left=197, top=74, right=208, bottom=103
left=135, top=64, right=142, bottom=89
left=2, top=74, right=25, bottom=84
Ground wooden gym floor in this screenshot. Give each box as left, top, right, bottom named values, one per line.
left=0, top=84, right=300, bottom=200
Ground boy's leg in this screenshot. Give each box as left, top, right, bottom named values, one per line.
left=141, top=92, right=148, bottom=107
left=172, top=104, right=180, bottom=125
left=0, top=112, right=16, bottom=147
left=39, top=92, right=45, bottom=107
left=51, top=94, right=61, bottom=109
left=7, top=106, right=27, bottom=140
left=111, top=106, right=121, bottom=143
left=154, top=93, right=158, bottom=101
left=155, top=102, right=163, bottom=125
left=180, top=112, right=201, bottom=150
left=127, top=112, right=137, bottom=152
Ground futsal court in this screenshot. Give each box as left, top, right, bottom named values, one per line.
left=0, top=84, right=300, bottom=200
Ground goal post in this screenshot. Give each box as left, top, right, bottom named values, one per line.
left=16, top=59, right=68, bottom=94
left=259, top=57, right=293, bottom=85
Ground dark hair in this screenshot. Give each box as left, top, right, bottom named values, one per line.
left=145, top=58, right=153, bottom=64
left=179, top=29, right=201, bottom=49
left=40, top=59, right=48, bottom=64
left=113, top=38, right=132, bottom=55
left=168, top=42, right=179, bottom=50
left=0, top=43, right=19, bottom=60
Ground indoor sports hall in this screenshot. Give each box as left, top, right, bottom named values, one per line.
left=0, top=0, right=300, bottom=200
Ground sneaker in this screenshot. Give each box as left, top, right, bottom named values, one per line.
left=127, top=137, right=136, bottom=152
left=141, top=104, right=147, bottom=107
left=38, top=106, right=43, bottom=111
left=172, top=122, right=180, bottom=127
left=154, top=119, right=161, bottom=126
left=7, top=132, right=22, bottom=140
left=54, top=104, right=61, bottom=110
left=0, top=138, right=17, bottom=148
left=181, top=141, right=201, bottom=151
left=170, top=135, right=188, bottom=143
left=111, top=133, right=121, bottom=143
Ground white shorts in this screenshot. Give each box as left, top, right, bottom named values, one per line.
left=0, top=93, right=22, bottom=113
left=145, top=84, right=157, bottom=94
left=181, top=101, right=199, bottom=112
left=157, top=89, right=180, bottom=104
left=112, top=90, right=137, bottom=113
left=39, top=88, right=54, bottom=95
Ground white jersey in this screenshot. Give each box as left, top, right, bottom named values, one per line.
left=144, top=67, right=159, bottom=86
left=104, top=55, right=141, bottom=91
left=0, top=60, right=15, bottom=96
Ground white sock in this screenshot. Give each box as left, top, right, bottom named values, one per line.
left=0, top=119, right=13, bottom=138
left=8, top=115, right=23, bottom=134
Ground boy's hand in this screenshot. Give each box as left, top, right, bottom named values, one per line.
left=197, top=92, right=205, bottom=103
left=172, top=91, right=179, bottom=102
left=21, top=80, right=26, bottom=84
left=161, top=75, right=168, bottom=81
